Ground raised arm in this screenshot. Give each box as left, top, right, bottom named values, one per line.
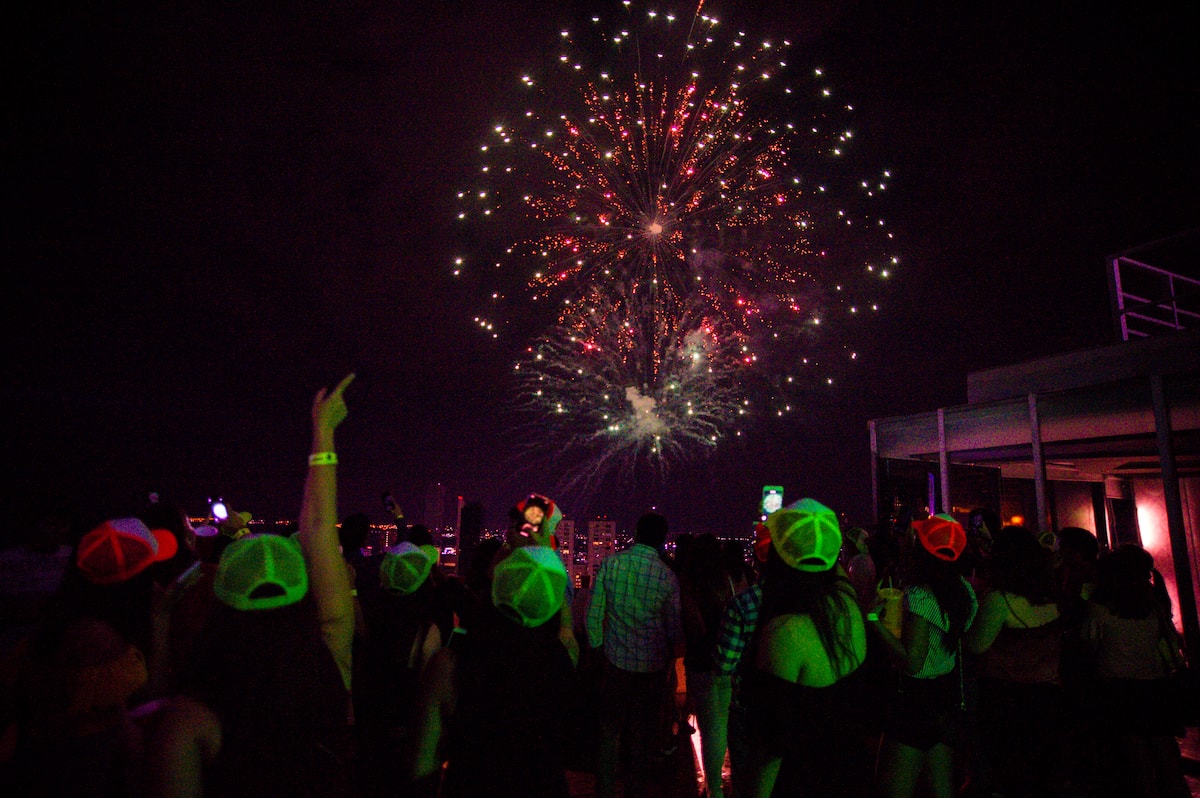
left=299, top=373, right=356, bottom=691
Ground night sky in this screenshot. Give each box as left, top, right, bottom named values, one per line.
left=5, top=1, right=1197, bottom=539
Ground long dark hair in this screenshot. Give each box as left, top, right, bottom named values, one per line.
left=756, top=547, right=860, bottom=678
left=449, top=603, right=573, bottom=778
left=1091, top=544, right=1162, bottom=620
left=181, top=595, right=351, bottom=798
left=456, top=601, right=566, bottom=694
left=910, top=544, right=974, bottom=640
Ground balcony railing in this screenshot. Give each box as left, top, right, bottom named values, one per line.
left=1110, top=255, right=1200, bottom=341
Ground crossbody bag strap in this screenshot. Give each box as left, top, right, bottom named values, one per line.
left=957, top=639, right=966, bottom=711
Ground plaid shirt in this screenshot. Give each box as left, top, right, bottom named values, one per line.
left=586, top=543, right=682, bottom=673
left=714, top=582, right=762, bottom=679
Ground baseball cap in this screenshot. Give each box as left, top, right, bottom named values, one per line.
left=213, top=533, right=309, bottom=611
left=914, top=516, right=967, bottom=562
left=491, top=545, right=567, bottom=628
left=765, top=498, right=841, bottom=572
left=379, top=542, right=434, bottom=595
left=76, top=518, right=179, bottom=585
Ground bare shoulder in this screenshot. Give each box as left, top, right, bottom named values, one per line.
left=146, top=695, right=222, bottom=761
left=979, top=589, right=1009, bottom=616
left=763, top=611, right=815, bottom=639
left=160, top=695, right=219, bottom=730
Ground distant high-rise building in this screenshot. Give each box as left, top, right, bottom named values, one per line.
left=554, top=518, right=579, bottom=583
left=586, top=518, right=617, bottom=578
left=424, top=482, right=446, bottom=532
left=457, top=501, right=484, bottom=578
left=453, top=495, right=465, bottom=557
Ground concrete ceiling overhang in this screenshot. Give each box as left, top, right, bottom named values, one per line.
left=871, top=331, right=1200, bottom=482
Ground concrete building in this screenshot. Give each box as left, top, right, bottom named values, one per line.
left=424, top=481, right=446, bottom=532
left=586, top=518, right=618, bottom=579
left=554, top=518, right=577, bottom=582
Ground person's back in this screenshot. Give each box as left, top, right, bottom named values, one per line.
left=1081, top=544, right=1191, bottom=798
left=678, top=533, right=735, bottom=798
left=182, top=597, right=352, bottom=798
left=585, top=512, right=683, bottom=798
left=965, top=525, right=1067, bottom=797
left=968, top=526, right=1063, bottom=681
left=440, top=609, right=573, bottom=797
left=355, top=543, right=448, bottom=796
left=587, top=514, right=682, bottom=673
left=743, top=499, right=872, bottom=798
left=408, top=545, right=573, bottom=798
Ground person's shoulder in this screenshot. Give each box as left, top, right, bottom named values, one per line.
left=160, top=694, right=220, bottom=728
left=979, top=588, right=1007, bottom=610
left=765, top=611, right=816, bottom=639
left=143, top=694, right=222, bottom=758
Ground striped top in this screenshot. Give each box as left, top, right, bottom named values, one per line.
left=905, top=579, right=978, bottom=678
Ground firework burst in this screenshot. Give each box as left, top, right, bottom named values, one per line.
left=511, top=286, right=747, bottom=492
left=453, top=2, right=899, bottom=488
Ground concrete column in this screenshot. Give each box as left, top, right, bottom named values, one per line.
left=1151, top=374, right=1200, bottom=658
left=869, top=420, right=880, bottom=525
left=938, top=408, right=951, bottom=515
left=1028, top=393, right=1048, bottom=533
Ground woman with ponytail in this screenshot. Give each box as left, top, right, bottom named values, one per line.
left=741, top=499, right=872, bottom=798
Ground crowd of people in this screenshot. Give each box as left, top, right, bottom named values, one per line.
left=0, top=372, right=1195, bottom=797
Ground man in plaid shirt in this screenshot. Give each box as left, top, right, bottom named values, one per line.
left=586, top=512, right=683, bottom=798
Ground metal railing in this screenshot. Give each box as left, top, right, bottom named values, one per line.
left=1110, top=255, right=1200, bottom=341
